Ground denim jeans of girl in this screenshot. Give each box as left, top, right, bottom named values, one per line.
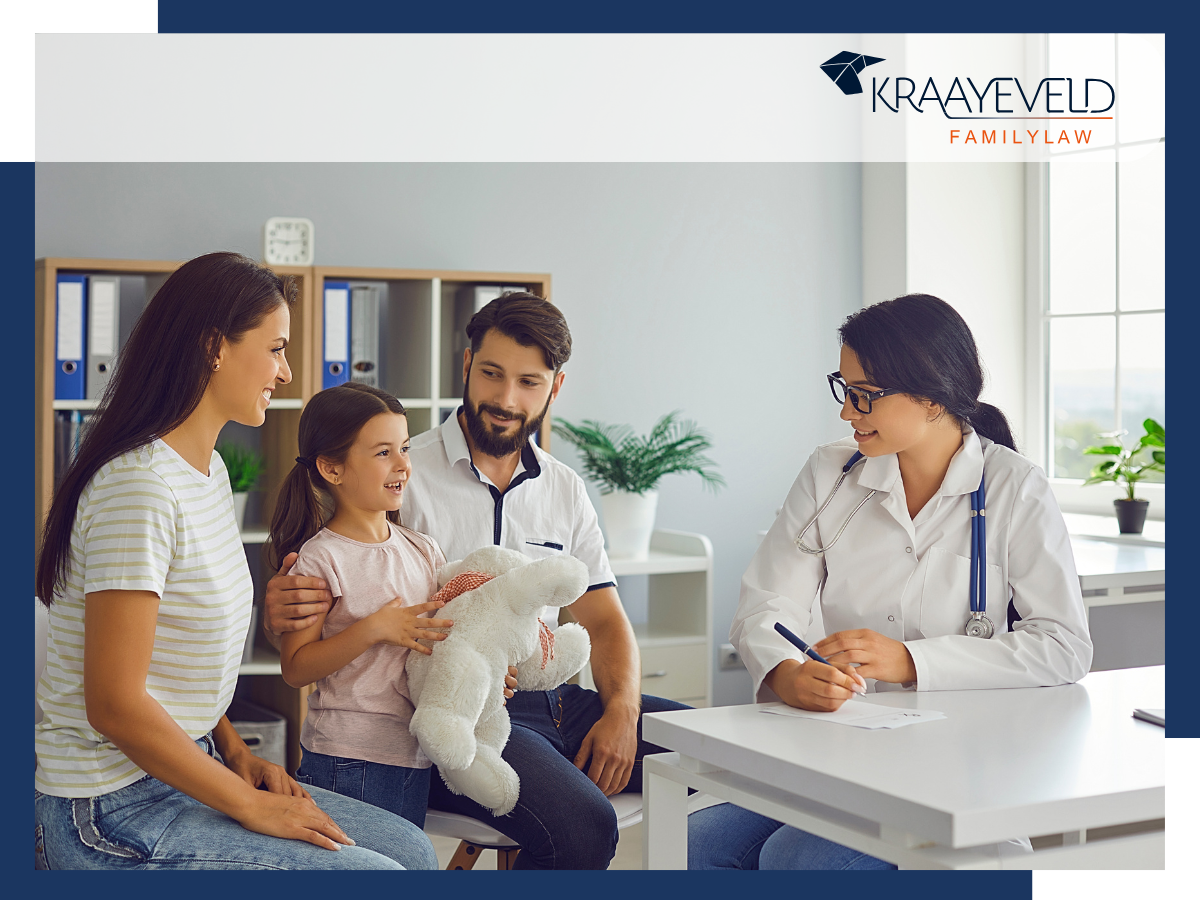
left=296, top=748, right=431, bottom=828
left=34, top=734, right=438, bottom=870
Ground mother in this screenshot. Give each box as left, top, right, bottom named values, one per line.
left=34, top=252, right=437, bottom=870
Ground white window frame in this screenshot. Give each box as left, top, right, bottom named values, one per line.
left=1025, top=36, right=1165, bottom=520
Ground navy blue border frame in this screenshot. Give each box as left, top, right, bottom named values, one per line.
left=158, top=1, right=1167, bottom=34
left=19, top=0, right=1189, bottom=892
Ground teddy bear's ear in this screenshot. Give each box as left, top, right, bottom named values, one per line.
left=437, top=559, right=465, bottom=588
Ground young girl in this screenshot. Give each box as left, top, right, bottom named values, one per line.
left=270, top=382, right=460, bottom=828
left=690, top=293, right=1093, bottom=870
left=34, top=252, right=436, bottom=870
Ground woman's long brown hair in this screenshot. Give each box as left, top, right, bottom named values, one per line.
left=36, top=252, right=296, bottom=605
left=266, top=382, right=407, bottom=571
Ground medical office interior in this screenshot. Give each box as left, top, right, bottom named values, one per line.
left=34, top=145, right=1165, bottom=865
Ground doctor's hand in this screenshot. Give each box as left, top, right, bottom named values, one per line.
left=816, top=629, right=917, bottom=685
left=766, top=658, right=864, bottom=712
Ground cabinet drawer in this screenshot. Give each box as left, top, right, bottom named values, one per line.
left=640, top=642, right=706, bottom=701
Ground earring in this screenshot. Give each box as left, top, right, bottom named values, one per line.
left=213, top=362, right=221, bottom=372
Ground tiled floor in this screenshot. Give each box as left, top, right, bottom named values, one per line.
left=429, top=823, right=643, bottom=870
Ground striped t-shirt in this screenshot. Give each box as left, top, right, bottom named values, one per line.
left=35, top=439, right=252, bottom=797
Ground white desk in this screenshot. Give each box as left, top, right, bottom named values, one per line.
left=1070, top=536, right=1165, bottom=609
left=643, top=666, right=1164, bottom=870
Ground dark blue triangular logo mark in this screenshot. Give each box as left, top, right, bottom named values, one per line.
left=820, top=52, right=885, bottom=96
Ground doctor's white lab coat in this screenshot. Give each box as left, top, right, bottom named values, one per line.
left=731, top=429, right=1093, bottom=700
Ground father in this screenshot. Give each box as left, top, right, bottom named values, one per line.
left=263, top=292, right=688, bottom=869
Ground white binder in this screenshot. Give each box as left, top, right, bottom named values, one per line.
left=86, top=276, right=120, bottom=399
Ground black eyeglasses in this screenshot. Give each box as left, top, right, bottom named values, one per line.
left=827, top=372, right=904, bottom=414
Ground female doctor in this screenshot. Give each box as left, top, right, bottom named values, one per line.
left=689, top=293, right=1092, bottom=870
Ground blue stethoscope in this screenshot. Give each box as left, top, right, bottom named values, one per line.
left=793, top=450, right=993, bottom=639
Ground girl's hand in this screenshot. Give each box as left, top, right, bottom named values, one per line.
left=224, top=746, right=311, bottom=799
left=816, top=629, right=917, bottom=685
left=503, top=666, right=518, bottom=704
left=232, top=790, right=356, bottom=851
left=766, top=658, right=865, bottom=712
left=368, top=598, right=454, bottom=653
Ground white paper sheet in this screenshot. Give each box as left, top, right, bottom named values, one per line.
left=761, top=701, right=946, bottom=730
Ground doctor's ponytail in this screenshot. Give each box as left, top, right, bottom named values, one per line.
left=838, top=294, right=1018, bottom=453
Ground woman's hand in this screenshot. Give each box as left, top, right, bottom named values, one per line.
left=367, top=598, right=454, bottom=654
left=503, top=666, right=517, bottom=705
left=816, top=629, right=917, bottom=685
left=232, top=790, right=356, bottom=851
left=765, top=658, right=865, bottom=712
left=224, top=746, right=311, bottom=799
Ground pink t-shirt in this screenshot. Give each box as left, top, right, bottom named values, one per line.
left=292, top=522, right=446, bottom=769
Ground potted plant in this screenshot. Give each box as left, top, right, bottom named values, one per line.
left=1082, top=418, right=1165, bottom=535
left=553, top=411, right=724, bottom=558
left=216, top=442, right=265, bottom=531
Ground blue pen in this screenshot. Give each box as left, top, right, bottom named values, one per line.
left=774, top=622, right=866, bottom=694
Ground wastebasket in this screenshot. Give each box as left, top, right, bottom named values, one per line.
left=225, top=696, right=287, bottom=769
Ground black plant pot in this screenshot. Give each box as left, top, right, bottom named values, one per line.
left=1114, top=499, right=1150, bottom=535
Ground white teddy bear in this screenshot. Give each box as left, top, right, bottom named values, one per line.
left=405, top=546, right=592, bottom=816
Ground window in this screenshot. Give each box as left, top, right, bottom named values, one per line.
left=1042, top=34, right=1164, bottom=483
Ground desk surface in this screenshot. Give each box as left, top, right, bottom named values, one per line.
left=1070, top=536, right=1165, bottom=579
left=644, top=666, right=1164, bottom=848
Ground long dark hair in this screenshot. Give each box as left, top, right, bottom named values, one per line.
left=36, top=252, right=297, bottom=606
left=838, top=293, right=1018, bottom=452
left=266, top=382, right=407, bottom=571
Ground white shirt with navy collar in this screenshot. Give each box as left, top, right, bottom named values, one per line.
left=403, top=407, right=616, bottom=628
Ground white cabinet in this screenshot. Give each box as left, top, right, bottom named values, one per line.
left=575, top=529, right=713, bottom=708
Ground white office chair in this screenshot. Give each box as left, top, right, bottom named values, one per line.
left=425, top=793, right=644, bottom=870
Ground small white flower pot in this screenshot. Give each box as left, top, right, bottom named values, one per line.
left=232, top=492, right=249, bottom=531
left=600, top=489, right=658, bottom=559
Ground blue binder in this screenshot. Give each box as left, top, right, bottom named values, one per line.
left=323, top=281, right=351, bottom=389
left=55, top=274, right=87, bottom=400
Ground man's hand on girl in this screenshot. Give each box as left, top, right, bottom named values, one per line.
left=264, top=552, right=334, bottom=634
left=367, top=598, right=454, bottom=654
left=816, top=629, right=917, bottom=685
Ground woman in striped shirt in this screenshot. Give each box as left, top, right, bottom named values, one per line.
left=34, top=252, right=437, bottom=871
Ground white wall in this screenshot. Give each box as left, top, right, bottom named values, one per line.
left=36, top=162, right=863, bottom=706
left=906, top=163, right=1027, bottom=449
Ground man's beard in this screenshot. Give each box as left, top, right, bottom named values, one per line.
left=461, top=371, right=551, bottom=458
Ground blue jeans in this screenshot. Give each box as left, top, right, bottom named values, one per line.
left=34, top=734, right=438, bottom=870
left=427, top=684, right=689, bottom=870
left=688, top=804, right=896, bottom=870
left=296, top=748, right=431, bottom=829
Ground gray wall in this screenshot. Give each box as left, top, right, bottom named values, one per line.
left=36, top=163, right=862, bottom=706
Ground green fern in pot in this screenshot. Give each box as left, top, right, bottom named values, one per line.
left=552, top=411, right=723, bottom=558
left=217, top=442, right=264, bottom=531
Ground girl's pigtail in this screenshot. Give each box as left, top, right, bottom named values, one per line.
left=265, top=461, right=326, bottom=572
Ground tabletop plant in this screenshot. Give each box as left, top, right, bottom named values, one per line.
left=552, top=411, right=725, bottom=495
left=1082, top=418, right=1165, bottom=500
left=216, top=442, right=265, bottom=494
